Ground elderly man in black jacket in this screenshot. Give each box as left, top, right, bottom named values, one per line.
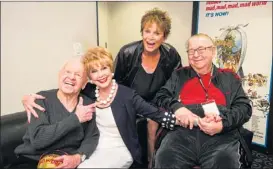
left=153, top=33, right=252, bottom=169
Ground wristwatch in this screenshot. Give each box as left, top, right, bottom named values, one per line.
left=80, top=153, right=86, bottom=162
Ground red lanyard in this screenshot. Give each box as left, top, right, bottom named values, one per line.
left=196, top=67, right=213, bottom=101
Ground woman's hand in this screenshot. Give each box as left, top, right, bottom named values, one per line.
left=22, top=93, right=45, bottom=123
left=175, top=107, right=198, bottom=130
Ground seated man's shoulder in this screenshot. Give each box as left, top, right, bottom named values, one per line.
left=217, top=68, right=241, bottom=80
left=37, top=89, right=58, bottom=99
left=175, top=66, right=192, bottom=74
left=181, top=66, right=191, bottom=70
left=80, top=93, right=95, bottom=105
left=32, top=89, right=59, bottom=108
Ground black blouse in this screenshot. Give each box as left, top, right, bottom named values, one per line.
left=131, top=65, right=166, bottom=102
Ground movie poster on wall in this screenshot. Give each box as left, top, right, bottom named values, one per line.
left=197, top=1, right=272, bottom=147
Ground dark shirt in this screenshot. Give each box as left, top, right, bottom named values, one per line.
left=15, top=89, right=99, bottom=160
left=131, top=65, right=166, bottom=101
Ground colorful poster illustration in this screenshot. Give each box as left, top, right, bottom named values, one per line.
left=197, top=1, right=272, bottom=147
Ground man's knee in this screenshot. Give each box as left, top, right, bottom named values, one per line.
left=154, top=144, right=192, bottom=168
left=154, top=146, right=173, bottom=167
left=217, top=149, right=239, bottom=162
left=205, top=145, right=241, bottom=169
left=217, top=149, right=241, bottom=168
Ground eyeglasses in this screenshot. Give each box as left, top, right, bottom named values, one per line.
left=187, top=46, right=214, bottom=55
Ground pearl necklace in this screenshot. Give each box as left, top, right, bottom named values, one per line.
left=95, top=79, right=116, bottom=105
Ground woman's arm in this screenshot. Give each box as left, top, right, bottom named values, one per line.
left=22, top=93, right=46, bottom=123
left=152, top=70, right=184, bottom=113
left=131, top=91, right=176, bottom=130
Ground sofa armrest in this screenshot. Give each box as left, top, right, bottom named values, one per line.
left=1, top=112, right=28, bottom=167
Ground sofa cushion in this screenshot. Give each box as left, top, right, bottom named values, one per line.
left=1, top=112, right=28, bottom=167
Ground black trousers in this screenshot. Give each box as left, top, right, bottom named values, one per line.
left=7, top=156, right=38, bottom=169
left=155, top=127, right=242, bottom=169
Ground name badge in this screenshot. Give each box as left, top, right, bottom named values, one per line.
left=201, top=100, right=220, bottom=115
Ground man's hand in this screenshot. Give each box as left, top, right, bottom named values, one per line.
left=54, top=154, right=81, bottom=169
left=175, top=107, right=198, bottom=130
left=22, top=94, right=45, bottom=123
left=203, top=113, right=222, bottom=123
left=75, top=97, right=96, bottom=123
left=198, top=117, right=223, bottom=136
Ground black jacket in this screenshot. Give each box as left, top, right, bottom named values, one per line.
left=82, top=84, right=176, bottom=164
left=152, top=65, right=252, bottom=133
left=114, top=40, right=182, bottom=87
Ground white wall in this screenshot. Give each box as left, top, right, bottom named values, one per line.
left=99, top=2, right=193, bottom=64
left=1, top=2, right=97, bottom=115
left=98, top=2, right=109, bottom=48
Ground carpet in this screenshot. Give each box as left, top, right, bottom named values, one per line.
left=252, top=150, right=273, bottom=169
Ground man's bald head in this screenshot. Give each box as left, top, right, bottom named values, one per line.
left=58, top=57, right=88, bottom=95
left=186, top=33, right=217, bottom=74
left=185, top=33, right=215, bottom=49
left=61, top=58, right=84, bottom=72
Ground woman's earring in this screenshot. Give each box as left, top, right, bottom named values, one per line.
left=112, top=73, right=114, bottom=77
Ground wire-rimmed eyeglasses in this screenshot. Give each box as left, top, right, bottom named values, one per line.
left=186, top=46, right=214, bottom=56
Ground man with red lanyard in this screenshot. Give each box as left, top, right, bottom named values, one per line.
left=152, top=33, right=252, bottom=169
